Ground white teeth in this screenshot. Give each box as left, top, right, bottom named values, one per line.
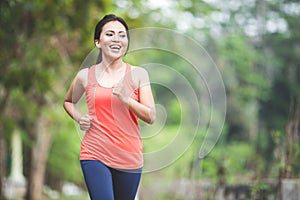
left=110, top=45, right=121, bottom=50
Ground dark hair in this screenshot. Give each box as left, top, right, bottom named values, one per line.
left=94, top=14, right=130, bottom=64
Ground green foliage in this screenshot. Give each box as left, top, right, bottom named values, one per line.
left=168, top=99, right=181, bottom=125
left=253, top=129, right=276, bottom=177
left=181, top=0, right=219, bottom=17
left=46, top=109, right=83, bottom=189
left=217, top=34, right=271, bottom=140
left=0, top=0, right=300, bottom=198
left=251, top=180, right=273, bottom=200
left=199, top=142, right=255, bottom=184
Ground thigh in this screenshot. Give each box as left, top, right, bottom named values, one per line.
left=112, top=168, right=142, bottom=200
left=80, top=160, right=114, bottom=200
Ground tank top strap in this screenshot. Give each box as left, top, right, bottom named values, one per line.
left=125, top=63, right=131, bottom=73
left=87, top=63, right=131, bottom=86
left=87, top=65, right=97, bottom=86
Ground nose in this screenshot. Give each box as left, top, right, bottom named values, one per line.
left=112, top=35, right=121, bottom=42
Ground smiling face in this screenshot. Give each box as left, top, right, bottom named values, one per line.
left=95, top=21, right=128, bottom=62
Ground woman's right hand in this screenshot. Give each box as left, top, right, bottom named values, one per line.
left=78, top=115, right=93, bottom=131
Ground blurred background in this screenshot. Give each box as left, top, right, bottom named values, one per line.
left=1, top=0, right=300, bottom=199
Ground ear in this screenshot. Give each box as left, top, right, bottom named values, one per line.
left=95, top=39, right=101, bottom=48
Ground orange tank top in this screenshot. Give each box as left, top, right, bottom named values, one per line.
left=80, top=64, right=143, bottom=170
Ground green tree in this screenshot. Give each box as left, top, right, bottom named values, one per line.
left=0, top=0, right=153, bottom=198
left=0, top=0, right=94, bottom=199
left=259, top=0, right=300, bottom=179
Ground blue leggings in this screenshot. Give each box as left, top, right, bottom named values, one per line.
left=80, top=160, right=142, bottom=200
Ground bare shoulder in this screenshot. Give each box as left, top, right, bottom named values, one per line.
left=130, top=65, right=150, bottom=87
left=77, top=67, right=89, bottom=80
left=131, top=65, right=149, bottom=77
left=75, top=67, right=89, bottom=88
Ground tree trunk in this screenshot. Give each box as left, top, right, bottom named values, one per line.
left=284, top=99, right=300, bottom=178
left=26, top=114, right=52, bottom=200
left=0, top=89, right=10, bottom=199
left=0, top=129, right=6, bottom=200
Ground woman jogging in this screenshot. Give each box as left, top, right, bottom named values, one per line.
left=63, top=14, right=156, bottom=200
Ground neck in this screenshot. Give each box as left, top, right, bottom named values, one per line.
left=101, top=57, right=125, bottom=73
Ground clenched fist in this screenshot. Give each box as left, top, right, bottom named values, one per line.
left=78, top=114, right=93, bottom=131
left=112, top=82, right=132, bottom=105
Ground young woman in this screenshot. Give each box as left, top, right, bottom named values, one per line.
left=63, top=14, right=156, bottom=200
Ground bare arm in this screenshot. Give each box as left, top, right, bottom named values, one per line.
left=63, top=68, right=91, bottom=130
left=128, top=83, right=156, bottom=124
left=113, top=67, right=156, bottom=124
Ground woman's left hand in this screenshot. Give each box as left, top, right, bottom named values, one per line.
left=112, top=82, right=131, bottom=105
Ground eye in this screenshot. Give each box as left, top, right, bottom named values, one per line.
left=106, top=33, right=113, bottom=37
left=119, top=34, right=126, bottom=38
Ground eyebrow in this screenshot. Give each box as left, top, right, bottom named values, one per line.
left=105, top=30, right=126, bottom=34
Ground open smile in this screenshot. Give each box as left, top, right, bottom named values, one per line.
left=109, top=45, right=121, bottom=51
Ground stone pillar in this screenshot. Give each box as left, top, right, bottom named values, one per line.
left=282, top=179, right=300, bottom=200
left=5, top=129, right=26, bottom=199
